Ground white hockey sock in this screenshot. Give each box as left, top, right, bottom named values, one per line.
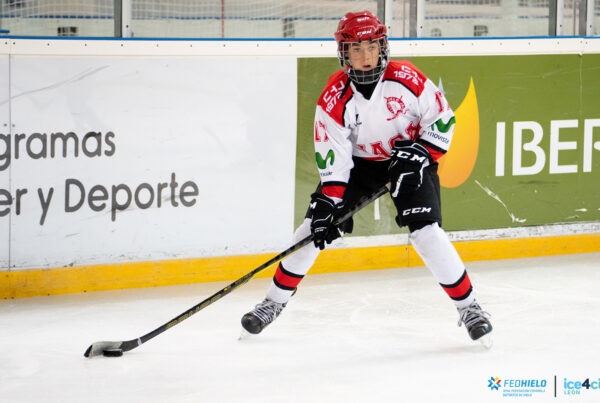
left=409, top=223, right=475, bottom=308
left=266, top=219, right=321, bottom=304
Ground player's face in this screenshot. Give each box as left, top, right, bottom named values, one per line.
left=347, top=41, right=380, bottom=72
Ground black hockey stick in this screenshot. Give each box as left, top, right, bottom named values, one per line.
left=84, top=183, right=390, bottom=358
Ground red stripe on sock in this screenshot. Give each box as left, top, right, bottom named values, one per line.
left=273, top=264, right=303, bottom=289
left=442, top=272, right=472, bottom=299
left=322, top=185, right=346, bottom=198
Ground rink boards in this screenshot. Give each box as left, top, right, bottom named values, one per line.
left=2, top=231, right=599, bottom=298
left=0, top=38, right=599, bottom=298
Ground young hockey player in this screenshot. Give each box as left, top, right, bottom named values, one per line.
left=241, top=10, right=492, bottom=344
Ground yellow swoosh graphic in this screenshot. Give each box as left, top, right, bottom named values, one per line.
left=438, top=78, right=479, bottom=188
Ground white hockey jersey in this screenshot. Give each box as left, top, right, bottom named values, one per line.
left=313, top=60, right=455, bottom=199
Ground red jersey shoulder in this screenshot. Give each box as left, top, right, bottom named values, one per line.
left=383, top=60, right=427, bottom=97
left=317, top=70, right=352, bottom=127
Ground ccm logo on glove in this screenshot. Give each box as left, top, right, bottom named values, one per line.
left=393, top=150, right=428, bottom=164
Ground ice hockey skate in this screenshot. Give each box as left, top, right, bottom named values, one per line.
left=240, top=298, right=286, bottom=337
left=457, top=301, right=493, bottom=348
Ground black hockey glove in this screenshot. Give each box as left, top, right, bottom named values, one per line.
left=309, top=193, right=351, bottom=250
left=388, top=141, right=432, bottom=198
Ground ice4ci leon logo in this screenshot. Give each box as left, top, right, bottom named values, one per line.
left=563, top=378, right=600, bottom=395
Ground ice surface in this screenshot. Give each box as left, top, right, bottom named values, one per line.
left=1, top=253, right=599, bottom=402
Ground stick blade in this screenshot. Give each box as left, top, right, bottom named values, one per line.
left=84, top=341, right=124, bottom=358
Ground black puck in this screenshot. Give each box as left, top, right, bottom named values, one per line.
left=102, top=349, right=123, bottom=357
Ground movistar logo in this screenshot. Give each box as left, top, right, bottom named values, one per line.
left=432, top=116, right=456, bottom=133
left=315, top=150, right=335, bottom=169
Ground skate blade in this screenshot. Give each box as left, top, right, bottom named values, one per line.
left=238, top=328, right=252, bottom=341
left=478, top=334, right=493, bottom=349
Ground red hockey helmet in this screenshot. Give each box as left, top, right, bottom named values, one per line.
left=334, top=11, right=389, bottom=84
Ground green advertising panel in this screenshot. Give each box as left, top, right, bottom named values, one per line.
left=295, top=55, right=600, bottom=234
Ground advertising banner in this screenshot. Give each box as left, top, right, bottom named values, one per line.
left=2, top=56, right=297, bottom=269
left=0, top=55, right=8, bottom=269
left=296, top=55, right=600, bottom=234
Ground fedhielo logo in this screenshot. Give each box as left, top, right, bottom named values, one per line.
left=488, top=376, right=548, bottom=398
left=488, top=377, right=501, bottom=390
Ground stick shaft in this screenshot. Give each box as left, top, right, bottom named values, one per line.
left=87, top=183, right=389, bottom=355
left=139, top=183, right=388, bottom=346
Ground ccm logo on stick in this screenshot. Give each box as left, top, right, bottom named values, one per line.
left=403, top=207, right=432, bottom=216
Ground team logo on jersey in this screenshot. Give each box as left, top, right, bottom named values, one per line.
left=384, top=96, right=406, bottom=121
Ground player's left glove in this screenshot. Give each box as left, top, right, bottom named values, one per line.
left=388, top=141, right=432, bottom=198
left=309, top=193, right=351, bottom=250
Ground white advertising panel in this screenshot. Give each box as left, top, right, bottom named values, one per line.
left=0, top=55, right=8, bottom=269
left=6, top=55, right=297, bottom=269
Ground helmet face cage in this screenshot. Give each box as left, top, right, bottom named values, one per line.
left=337, top=36, right=389, bottom=85
left=334, top=11, right=389, bottom=85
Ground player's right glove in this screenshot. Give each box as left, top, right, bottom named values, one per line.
left=309, top=193, right=351, bottom=250
left=388, top=141, right=432, bottom=198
